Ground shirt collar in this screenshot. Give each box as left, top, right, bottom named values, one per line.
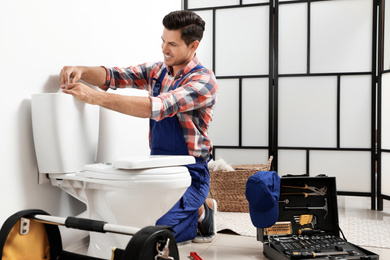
left=167, top=54, right=200, bottom=78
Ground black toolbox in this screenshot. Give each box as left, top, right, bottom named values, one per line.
left=258, top=175, right=379, bottom=260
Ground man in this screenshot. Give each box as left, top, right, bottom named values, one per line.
left=60, top=10, right=218, bottom=243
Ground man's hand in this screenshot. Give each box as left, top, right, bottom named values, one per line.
left=62, top=82, right=101, bottom=105
left=60, top=66, right=106, bottom=88
left=62, top=82, right=151, bottom=118
left=59, top=65, right=151, bottom=118
left=60, top=66, right=83, bottom=89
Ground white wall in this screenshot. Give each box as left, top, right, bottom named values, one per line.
left=0, top=0, right=181, bottom=226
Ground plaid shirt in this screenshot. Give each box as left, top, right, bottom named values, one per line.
left=100, top=56, right=218, bottom=160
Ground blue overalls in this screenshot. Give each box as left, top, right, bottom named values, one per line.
left=151, top=65, right=210, bottom=243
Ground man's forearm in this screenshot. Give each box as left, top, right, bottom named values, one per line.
left=80, top=66, right=107, bottom=86
left=96, top=91, right=152, bottom=118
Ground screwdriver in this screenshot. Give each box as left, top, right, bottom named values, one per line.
left=298, top=227, right=324, bottom=235
left=289, top=250, right=350, bottom=259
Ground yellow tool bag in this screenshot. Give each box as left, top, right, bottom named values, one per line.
left=0, top=209, right=179, bottom=260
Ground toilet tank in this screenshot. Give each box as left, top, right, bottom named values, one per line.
left=31, top=93, right=99, bottom=174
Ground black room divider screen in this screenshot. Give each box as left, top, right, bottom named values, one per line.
left=184, top=0, right=389, bottom=210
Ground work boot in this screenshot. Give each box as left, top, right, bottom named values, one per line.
left=192, top=199, right=217, bottom=243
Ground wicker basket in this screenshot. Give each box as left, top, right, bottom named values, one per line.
left=209, top=156, right=273, bottom=213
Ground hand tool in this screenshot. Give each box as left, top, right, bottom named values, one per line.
left=279, top=199, right=290, bottom=204
left=288, top=250, right=350, bottom=259
left=281, top=192, right=323, bottom=198
left=290, top=251, right=350, bottom=259
left=295, top=214, right=313, bottom=226
left=283, top=199, right=328, bottom=219
left=189, top=252, right=203, bottom=260
left=282, top=184, right=327, bottom=196
left=298, top=227, right=324, bottom=235
left=263, top=221, right=293, bottom=236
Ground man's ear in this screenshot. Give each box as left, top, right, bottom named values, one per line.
left=190, top=40, right=200, bottom=51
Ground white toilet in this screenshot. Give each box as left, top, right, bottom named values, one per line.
left=31, top=93, right=193, bottom=258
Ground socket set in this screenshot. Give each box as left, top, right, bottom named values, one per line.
left=258, top=175, right=379, bottom=260
left=268, top=234, right=367, bottom=259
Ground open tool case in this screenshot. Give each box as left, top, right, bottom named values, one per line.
left=258, top=175, right=379, bottom=260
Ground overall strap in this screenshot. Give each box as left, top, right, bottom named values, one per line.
left=152, top=67, right=168, bottom=97
left=172, top=64, right=205, bottom=90
left=152, top=64, right=205, bottom=96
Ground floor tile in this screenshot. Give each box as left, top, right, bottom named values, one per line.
left=178, top=234, right=265, bottom=260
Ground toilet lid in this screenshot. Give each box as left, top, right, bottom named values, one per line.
left=112, top=155, right=195, bottom=169
left=80, top=163, right=190, bottom=180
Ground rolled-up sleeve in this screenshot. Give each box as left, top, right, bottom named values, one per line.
left=99, top=66, right=112, bottom=91
left=150, top=73, right=217, bottom=121
left=99, top=62, right=162, bottom=91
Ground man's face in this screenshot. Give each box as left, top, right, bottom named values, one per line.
left=161, top=28, right=194, bottom=72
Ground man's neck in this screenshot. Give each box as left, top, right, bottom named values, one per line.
left=171, top=53, right=196, bottom=76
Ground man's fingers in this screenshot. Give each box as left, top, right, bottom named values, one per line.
left=60, top=66, right=81, bottom=88
left=60, top=68, right=67, bottom=88
left=60, top=68, right=73, bottom=88
left=62, top=83, right=79, bottom=98
left=70, top=74, right=80, bottom=84
left=64, top=83, right=77, bottom=90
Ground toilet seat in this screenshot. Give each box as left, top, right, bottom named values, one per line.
left=112, top=155, right=195, bottom=169
left=80, top=163, right=190, bottom=181
left=79, top=155, right=195, bottom=181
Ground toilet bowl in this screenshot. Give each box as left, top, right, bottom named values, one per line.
left=31, top=93, right=193, bottom=258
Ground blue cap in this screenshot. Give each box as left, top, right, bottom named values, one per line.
left=245, top=171, right=280, bottom=228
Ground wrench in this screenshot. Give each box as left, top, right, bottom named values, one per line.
left=284, top=198, right=328, bottom=219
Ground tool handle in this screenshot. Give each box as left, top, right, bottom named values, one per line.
left=190, top=252, right=203, bottom=260
left=298, top=228, right=324, bottom=235
left=289, top=251, right=314, bottom=259
left=65, top=217, right=106, bottom=233
left=282, top=193, right=308, bottom=198
left=33, top=214, right=141, bottom=235
left=282, top=184, right=307, bottom=190
left=284, top=206, right=309, bottom=211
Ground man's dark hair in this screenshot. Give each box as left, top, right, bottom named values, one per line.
left=163, top=10, right=205, bottom=46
